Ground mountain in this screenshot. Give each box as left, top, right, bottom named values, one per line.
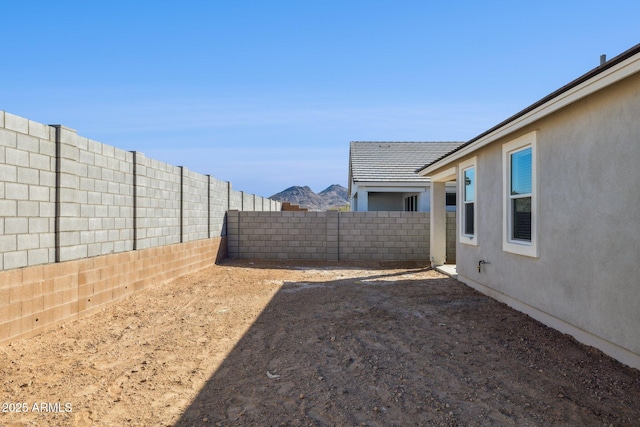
left=318, top=184, right=349, bottom=209
left=270, top=184, right=349, bottom=211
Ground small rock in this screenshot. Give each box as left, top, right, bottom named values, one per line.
left=299, top=393, right=305, bottom=399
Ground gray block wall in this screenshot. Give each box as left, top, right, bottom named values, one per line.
left=229, top=190, right=243, bottom=211
left=0, top=114, right=56, bottom=270
left=210, top=179, right=230, bottom=237
left=58, top=127, right=135, bottom=261
left=227, top=211, right=454, bottom=262
left=446, top=211, right=456, bottom=263
left=0, top=111, right=280, bottom=271
left=134, top=153, right=181, bottom=249
left=183, top=169, right=209, bottom=242
left=242, top=192, right=254, bottom=212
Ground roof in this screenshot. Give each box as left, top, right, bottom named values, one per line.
left=349, top=141, right=464, bottom=187
left=416, top=42, right=640, bottom=174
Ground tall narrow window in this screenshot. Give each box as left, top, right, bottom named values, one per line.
left=463, top=167, right=475, bottom=235
left=510, top=148, right=532, bottom=241
left=502, top=131, right=538, bottom=257
left=458, top=157, right=477, bottom=246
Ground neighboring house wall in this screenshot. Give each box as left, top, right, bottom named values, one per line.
left=0, top=111, right=279, bottom=346
left=427, top=61, right=640, bottom=369
left=368, top=192, right=403, bottom=211
left=351, top=185, right=456, bottom=212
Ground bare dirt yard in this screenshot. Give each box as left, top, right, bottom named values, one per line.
left=1, top=260, right=639, bottom=426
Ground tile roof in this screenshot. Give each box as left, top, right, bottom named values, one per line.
left=349, top=141, right=464, bottom=183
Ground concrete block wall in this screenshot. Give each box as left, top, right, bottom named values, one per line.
left=243, top=192, right=255, bottom=212
left=182, top=168, right=209, bottom=242
left=0, top=110, right=280, bottom=345
left=0, top=237, right=226, bottom=346
left=227, top=211, right=454, bottom=262
left=446, top=211, right=456, bottom=263
left=210, top=179, right=230, bottom=237
left=1, top=111, right=279, bottom=268
left=228, top=211, right=330, bottom=260
left=58, top=127, right=135, bottom=261
left=0, top=113, right=56, bottom=270
left=339, top=212, right=429, bottom=261
left=134, top=153, right=181, bottom=249
left=229, top=189, right=243, bottom=211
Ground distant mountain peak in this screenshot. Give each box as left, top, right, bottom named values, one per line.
left=319, top=184, right=344, bottom=195
left=270, top=184, right=349, bottom=211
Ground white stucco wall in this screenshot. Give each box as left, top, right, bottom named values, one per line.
left=440, top=70, right=640, bottom=369
left=350, top=185, right=457, bottom=212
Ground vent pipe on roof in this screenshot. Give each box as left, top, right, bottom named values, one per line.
left=600, top=54, right=607, bottom=66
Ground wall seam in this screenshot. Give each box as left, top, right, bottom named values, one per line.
left=207, top=174, right=211, bottom=238
left=179, top=166, right=184, bottom=243
left=52, top=125, right=61, bottom=263
left=132, top=151, right=138, bottom=250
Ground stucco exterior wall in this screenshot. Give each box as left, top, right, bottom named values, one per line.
left=446, top=71, right=640, bottom=368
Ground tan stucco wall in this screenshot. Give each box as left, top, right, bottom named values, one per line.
left=438, top=71, right=640, bottom=368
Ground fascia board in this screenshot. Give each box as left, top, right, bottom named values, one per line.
left=355, top=180, right=430, bottom=189
left=363, top=186, right=430, bottom=193
left=426, top=166, right=457, bottom=182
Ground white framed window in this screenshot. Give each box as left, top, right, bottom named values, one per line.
left=502, top=131, right=538, bottom=257
left=458, top=157, right=477, bottom=246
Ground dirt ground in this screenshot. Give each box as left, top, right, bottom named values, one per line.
left=1, top=260, right=639, bottom=426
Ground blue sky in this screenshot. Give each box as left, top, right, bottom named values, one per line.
left=1, top=1, right=638, bottom=197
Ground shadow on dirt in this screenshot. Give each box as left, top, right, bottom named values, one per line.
left=175, top=263, right=640, bottom=426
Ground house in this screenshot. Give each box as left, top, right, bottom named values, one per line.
left=348, top=141, right=463, bottom=212
left=418, top=44, right=640, bottom=370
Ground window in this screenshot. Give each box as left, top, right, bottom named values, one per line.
left=503, top=131, right=538, bottom=257
left=510, top=148, right=532, bottom=241
left=404, top=195, right=418, bottom=211
left=445, top=192, right=457, bottom=207
left=463, top=168, right=475, bottom=235
left=458, top=157, right=477, bottom=246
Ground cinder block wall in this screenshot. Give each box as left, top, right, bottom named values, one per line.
left=227, top=211, right=456, bottom=262
left=58, top=126, right=136, bottom=261
left=0, top=238, right=224, bottom=344
left=134, top=153, right=181, bottom=249
left=0, top=111, right=280, bottom=345
left=0, top=116, right=56, bottom=270
left=446, top=211, right=456, bottom=263
left=338, top=212, right=429, bottom=261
